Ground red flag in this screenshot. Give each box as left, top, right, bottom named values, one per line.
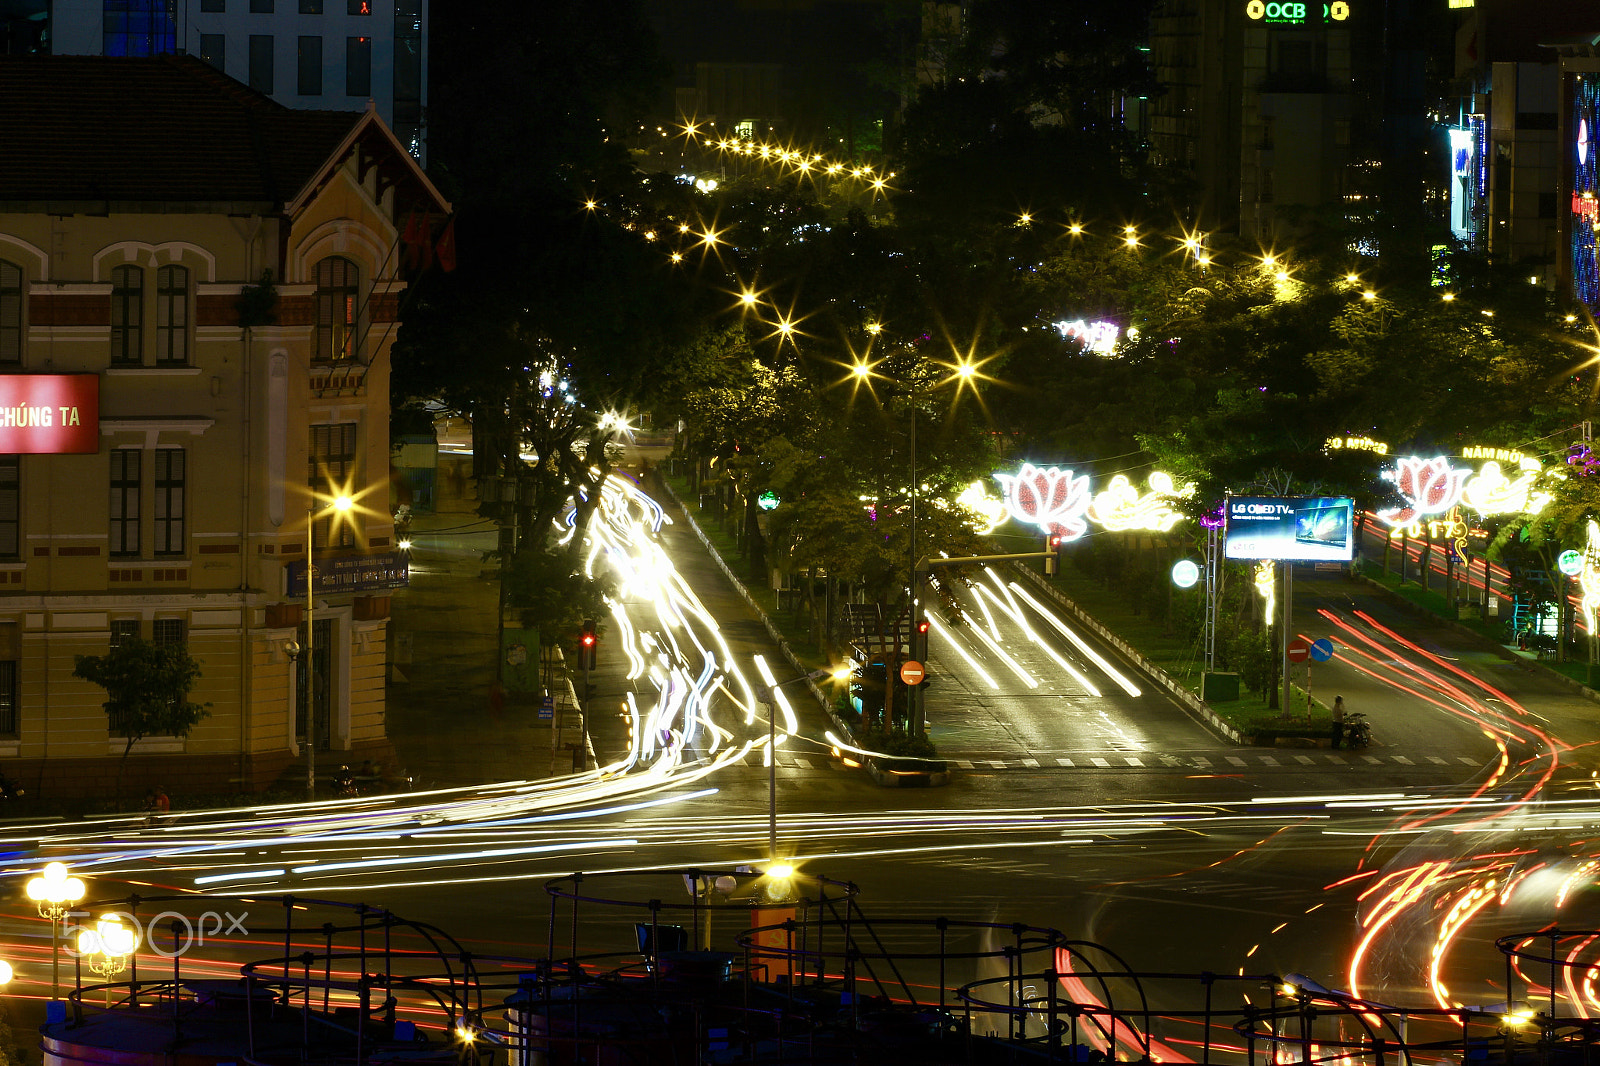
left=435, top=217, right=457, bottom=273
left=402, top=211, right=432, bottom=271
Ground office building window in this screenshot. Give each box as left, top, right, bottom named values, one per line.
left=249, top=34, right=274, bottom=94
left=103, top=0, right=177, bottom=57
left=199, top=33, right=225, bottom=72
left=110, top=619, right=140, bottom=648
left=346, top=36, right=370, bottom=97
left=394, top=0, right=422, bottom=158
left=0, top=456, right=17, bottom=560
left=110, top=265, right=142, bottom=366
left=298, top=35, right=322, bottom=95
left=310, top=423, right=357, bottom=549
left=156, top=265, right=188, bottom=365
left=152, top=618, right=185, bottom=648
left=250, top=0, right=273, bottom=10
left=300, top=0, right=323, bottom=10
left=0, top=624, right=18, bottom=737
left=154, top=449, right=185, bottom=556
left=0, top=260, right=19, bottom=366
left=314, top=256, right=358, bottom=362
left=201, top=0, right=224, bottom=10
left=110, top=450, right=140, bottom=557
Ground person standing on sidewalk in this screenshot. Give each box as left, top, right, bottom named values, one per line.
left=1331, top=695, right=1346, bottom=749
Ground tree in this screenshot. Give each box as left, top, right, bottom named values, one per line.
left=73, top=638, right=209, bottom=801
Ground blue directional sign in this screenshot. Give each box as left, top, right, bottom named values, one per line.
left=538, top=696, right=555, bottom=721
left=1309, top=638, right=1335, bottom=662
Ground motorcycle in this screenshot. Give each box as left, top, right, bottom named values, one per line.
left=1342, top=711, right=1371, bottom=748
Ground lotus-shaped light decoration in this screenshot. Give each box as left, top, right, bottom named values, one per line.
left=995, top=463, right=1091, bottom=541
left=1088, top=472, right=1193, bottom=533
left=1377, top=455, right=1471, bottom=527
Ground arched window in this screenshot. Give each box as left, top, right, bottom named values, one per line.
left=110, top=264, right=143, bottom=365
left=0, top=260, right=20, bottom=366
left=314, top=256, right=358, bottom=362
left=156, top=264, right=189, bottom=366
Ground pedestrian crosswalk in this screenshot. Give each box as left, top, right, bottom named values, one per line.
left=764, top=751, right=1484, bottom=772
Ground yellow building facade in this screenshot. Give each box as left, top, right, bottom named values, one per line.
left=0, top=55, right=449, bottom=797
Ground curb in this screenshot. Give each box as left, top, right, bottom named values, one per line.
left=655, top=476, right=947, bottom=787
left=1007, top=564, right=1243, bottom=745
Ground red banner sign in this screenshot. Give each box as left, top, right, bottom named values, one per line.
left=0, top=375, right=99, bottom=453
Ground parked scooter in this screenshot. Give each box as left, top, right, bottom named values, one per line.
left=1342, top=711, right=1371, bottom=748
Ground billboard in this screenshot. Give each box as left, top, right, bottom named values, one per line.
left=0, top=374, right=98, bottom=453
left=1225, top=496, right=1355, bottom=561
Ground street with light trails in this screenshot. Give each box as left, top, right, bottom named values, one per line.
left=5, top=476, right=1600, bottom=1026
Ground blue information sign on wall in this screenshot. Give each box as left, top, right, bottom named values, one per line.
left=286, top=551, right=410, bottom=598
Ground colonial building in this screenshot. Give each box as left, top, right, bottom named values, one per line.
left=0, top=54, right=448, bottom=797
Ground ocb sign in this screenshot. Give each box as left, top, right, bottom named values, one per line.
left=1246, top=0, right=1349, bottom=21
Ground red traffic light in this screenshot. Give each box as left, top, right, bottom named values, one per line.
left=581, top=633, right=596, bottom=647
left=916, top=618, right=930, bottom=634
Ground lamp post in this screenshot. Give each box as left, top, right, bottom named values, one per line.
left=760, top=666, right=844, bottom=865
left=77, top=913, right=135, bottom=1007
left=851, top=357, right=977, bottom=737
left=26, top=862, right=84, bottom=1000
left=293, top=491, right=353, bottom=800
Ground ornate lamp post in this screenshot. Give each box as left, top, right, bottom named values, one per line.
left=26, top=862, right=84, bottom=1000
left=77, top=913, right=136, bottom=1006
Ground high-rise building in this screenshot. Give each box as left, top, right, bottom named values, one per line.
left=23, top=1, right=428, bottom=164
left=1150, top=0, right=1354, bottom=240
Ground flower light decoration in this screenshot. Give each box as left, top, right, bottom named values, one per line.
left=1377, top=456, right=1473, bottom=533
left=956, top=481, right=1009, bottom=535
left=1088, top=472, right=1195, bottom=532
left=995, top=463, right=1093, bottom=541
left=1376, top=449, right=1558, bottom=541
left=1460, top=459, right=1552, bottom=517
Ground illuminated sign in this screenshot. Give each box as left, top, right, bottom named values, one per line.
left=1246, top=0, right=1348, bottom=22
left=1172, top=559, right=1201, bottom=588
left=1560, top=548, right=1584, bottom=577
left=757, top=491, right=780, bottom=511
left=1573, top=76, right=1600, bottom=317
left=0, top=375, right=98, bottom=454
left=1224, top=496, right=1355, bottom=561
left=1326, top=435, right=1389, bottom=455
left=994, top=465, right=1194, bottom=540
left=1448, top=127, right=1477, bottom=241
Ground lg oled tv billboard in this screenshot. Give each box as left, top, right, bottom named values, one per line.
left=1224, top=496, right=1355, bottom=561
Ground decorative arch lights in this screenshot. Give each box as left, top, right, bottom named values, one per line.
left=1053, top=319, right=1122, bottom=355
left=1089, top=472, right=1195, bottom=532
left=1376, top=451, right=1556, bottom=531
left=994, top=464, right=1195, bottom=541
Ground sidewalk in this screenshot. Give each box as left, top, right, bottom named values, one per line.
left=384, top=508, right=587, bottom=787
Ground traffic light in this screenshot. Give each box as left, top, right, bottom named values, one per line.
left=1045, top=533, right=1065, bottom=576
left=915, top=616, right=930, bottom=661
left=579, top=619, right=598, bottom=670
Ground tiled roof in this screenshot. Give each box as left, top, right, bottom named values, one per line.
left=0, top=54, right=363, bottom=206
